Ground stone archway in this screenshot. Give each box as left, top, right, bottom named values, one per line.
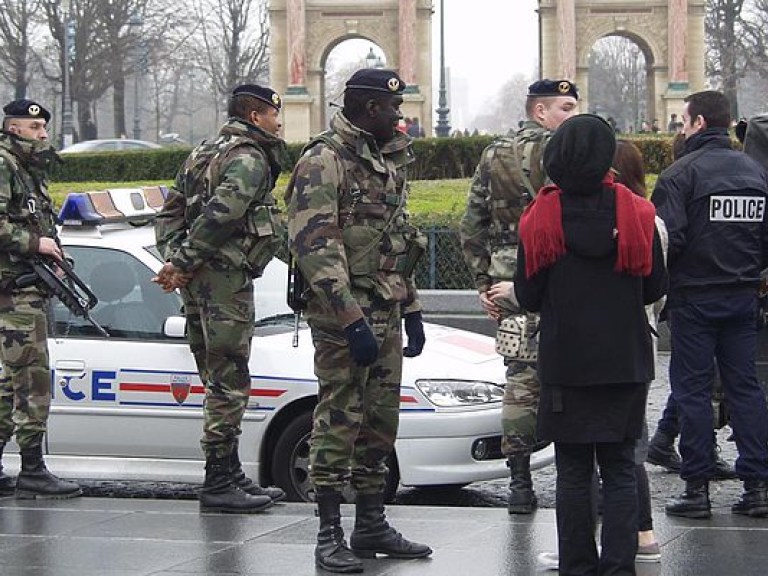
left=538, top=0, right=706, bottom=126
left=269, top=0, right=433, bottom=143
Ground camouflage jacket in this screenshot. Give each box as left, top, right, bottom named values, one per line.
left=459, top=121, right=551, bottom=293
left=285, top=112, right=423, bottom=328
left=155, top=118, right=285, bottom=278
left=0, top=133, right=59, bottom=287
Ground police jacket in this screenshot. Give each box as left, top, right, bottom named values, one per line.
left=285, top=112, right=422, bottom=329
left=0, top=132, right=59, bottom=291
left=652, top=129, right=768, bottom=302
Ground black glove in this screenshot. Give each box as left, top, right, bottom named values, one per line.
left=344, top=318, right=379, bottom=367
left=403, top=311, right=425, bottom=358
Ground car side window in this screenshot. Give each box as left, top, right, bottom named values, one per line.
left=95, top=141, right=119, bottom=151
left=52, top=247, right=182, bottom=340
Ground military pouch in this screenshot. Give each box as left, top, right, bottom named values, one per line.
left=244, top=205, right=280, bottom=277
left=343, top=225, right=382, bottom=276
left=495, top=314, right=538, bottom=362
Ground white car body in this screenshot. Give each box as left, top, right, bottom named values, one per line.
left=2, top=188, right=553, bottom=500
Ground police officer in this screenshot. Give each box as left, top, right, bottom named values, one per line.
left=286, top=68, right=431, bottom=573
left=459, top=79, right=578, bottom=514
left=654, top=90, right=768, bottom=518
left=0, top=99, right=81, bottom=499
left=154, top=84, right=286, bottom=513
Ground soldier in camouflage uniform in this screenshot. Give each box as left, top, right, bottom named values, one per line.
left=460, top=80, right=579, bottom=514
left=286, top=69, right=432, bottom=573
left=154, top=84, right=286, bottom=514
left=0, top=99, right=82, bottom=499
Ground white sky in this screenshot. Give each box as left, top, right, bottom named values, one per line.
left=434, top=0, right=540, bottom=127
left=326, top=0, right=540, bottom=129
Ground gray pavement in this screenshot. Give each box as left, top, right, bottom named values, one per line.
left=1, top=495, right=767, bottom=575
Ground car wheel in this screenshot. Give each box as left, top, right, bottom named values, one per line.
left=270, top=411, right=401, bottom=503
left=271, top=411, right=314, bottom=502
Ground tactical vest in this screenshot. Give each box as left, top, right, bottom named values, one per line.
left=180, top=134, right=280, bottom=277
left=0, top=147, right=58, bottom=285
left=304, top=132, right=425, bottom=299
left=485, top=129, right=549, bottom=248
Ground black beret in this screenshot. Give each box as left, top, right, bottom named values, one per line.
left=345, top=68, right=406, bottom=95
left=527, top=79, right=579, bottom=100
left=3, top=99, right=51, bottom=123
left=232, top=84, right=282, bottom=110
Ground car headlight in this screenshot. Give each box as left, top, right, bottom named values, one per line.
left=415, top=379, right=504, bottom=407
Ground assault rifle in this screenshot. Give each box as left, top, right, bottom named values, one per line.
left=15, top=257, right=109, bottom=338
left=286, top=254, right=308, bottom=347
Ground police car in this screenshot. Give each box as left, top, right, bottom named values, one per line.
left=3, top=187, right=553, bottom=501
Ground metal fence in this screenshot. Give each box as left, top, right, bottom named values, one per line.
left=414, top=227, right=474, bottom=290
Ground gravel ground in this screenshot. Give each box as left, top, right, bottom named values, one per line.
left=77, top=352, right=744, bottom=510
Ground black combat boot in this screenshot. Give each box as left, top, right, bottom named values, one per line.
left=647, top=429, right=682, bottom=473
left=665, top=480, right=711, bottom=518
left=0, top=442, right=15, bottom=496
left=349, top=492, right=432, bottom=559
left=230, top=440, right=285, bottom=502
left=315, top=488, right=363, bottom=573
left=712, top=440, right=737, bottom=480
left=15, top=445, right=82, bottom=500
left=507, top=455, right=537, bottom=514
left=732, top=480, right=768, bottom=517
left=199, top=453, right=273, bottom=513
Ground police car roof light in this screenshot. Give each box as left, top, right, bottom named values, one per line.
left=59, top=186, right=168, bottom=227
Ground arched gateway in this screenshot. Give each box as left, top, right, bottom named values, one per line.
left=269, top=0, right=433, bottom=143
left=538, top=0, right=706, bottom=124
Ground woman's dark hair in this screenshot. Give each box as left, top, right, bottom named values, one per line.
left=613, top=139, right=646, bottom=198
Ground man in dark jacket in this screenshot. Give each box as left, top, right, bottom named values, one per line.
left=653, top=90, right=768, bottom=519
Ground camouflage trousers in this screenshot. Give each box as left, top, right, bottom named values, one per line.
left=0, top=289, right=51, bottom=449
left=182, top=266, right=254, bottom=459
left=502, top=360, right=542, bottom=456
left=306, top=291, right=402, bottom=494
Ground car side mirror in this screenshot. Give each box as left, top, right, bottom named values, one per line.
left=163, top=316, right=187, bottom=338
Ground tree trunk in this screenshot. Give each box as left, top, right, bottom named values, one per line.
left=113, top=76, right=127, bottom=138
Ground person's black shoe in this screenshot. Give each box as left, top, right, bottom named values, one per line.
left=732, top=480, right=768, bottom=517
left=647, top=429, right=681, bottom=473
left=665, top=480, right=711, bottom=519
left=712, top=455, right=737, bottom=481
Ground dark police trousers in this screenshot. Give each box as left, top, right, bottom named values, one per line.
left=669, top=293, right=768, bottom=482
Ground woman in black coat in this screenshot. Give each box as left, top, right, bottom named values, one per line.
left=514, top=114, right=667, bottom=576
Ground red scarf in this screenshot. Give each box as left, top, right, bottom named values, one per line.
left=519, top=173, right=656, bottom=278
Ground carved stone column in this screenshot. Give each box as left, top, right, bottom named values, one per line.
left=287, top=0, right=306, bottom=89
left=557, top=0, right=576, bottom=80
left=668, top=0, right=688, bottom=86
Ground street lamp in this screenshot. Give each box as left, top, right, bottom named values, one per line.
left=365, top=47, right=384, bottom=69
left=129, top=14, right=144, bottom=140
left=61, top=1, right=75, bottom=148
left=435, top=0, right=451, bottom=137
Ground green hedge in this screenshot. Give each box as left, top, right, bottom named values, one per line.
left=50, top=134, right=683, bottom=183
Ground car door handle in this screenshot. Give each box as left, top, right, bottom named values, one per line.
left=55, top=360, right=86, bottom=373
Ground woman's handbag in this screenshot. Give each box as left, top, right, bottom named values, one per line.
left=495, top=313, right=539, bottom=362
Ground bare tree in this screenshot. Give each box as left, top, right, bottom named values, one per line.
left=0, top=0, right=42, bottom=99
left=41, top=0, right=115, bottom=140
left=195, top=0, right=270, bottom=110
left=706, top=0, right=750, bottom=118
left=588, top=36, right=647, bottom=133
left=470, top=74, right=531, bottom=135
